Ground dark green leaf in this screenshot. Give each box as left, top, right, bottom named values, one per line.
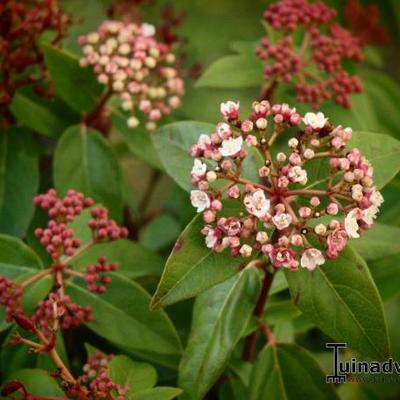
left=0, top=234, right=42, bottom=268
left=133, top=387, right=182, bottom=400
left=67, top=274, right=182, bottom=367
left=285, top=246, right=389, bottom=360
left=249, top=343, right=339, bottom=400
left=54, top=126, right=123, bottom=221
left=0, top=129, right=39, bottom=237
left=178, top=266, right=262, bottom=400
left=43, top=43, right=103, bottom=112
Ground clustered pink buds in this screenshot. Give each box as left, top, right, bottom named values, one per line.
left=0, top=276, right=23, bottom=322
left=79, top=351, right=130, bottom=400
left=89, top=207, right=129, bottom=242
left=85, top=256, right=117, bottom=293
left=79, top=20, right=184, bottom=130
left=190, top=100, right=383, bottom=271
left=256, top=0, right=363, bottom=109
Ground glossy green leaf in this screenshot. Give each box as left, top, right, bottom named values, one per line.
left=0, top=234, right=42, bottom=269
left=67, top=273, right=182, bottom=367
left=54, top=126, right=123, bottom=220
left=133, top=387, right=182, bottom=400
left=369, top=254, right=400, bottom=301
left=10, top=89, right=75, bottom=138
left=152, top=121, right=214, bottom=191
left=178, top=266, right=262, bottom=400
left=72, top=239, right=164, bottom=278
left=0, top=129, right=39, bottom=237
left=349, top=131, right=400, bottom=189
left=285, top=246, right=389, bottom=360
left=249, top=343, right=339, bottom=400
left=42, top=43, right=102, bottom=112
left=351, top=223, right=400, bottom=261
left=150, top=214, right=246, bottom=309
left=108, top=355, right=157, bottom=395
left=5, top=369, right=64, bottom=397
left=196, top=54, right=263, bottom=88
left=112, top=110, right=162, bottom=169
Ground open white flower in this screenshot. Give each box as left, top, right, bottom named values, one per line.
left=244, top=189, right=270, bottom=219
left=370, top=189, right=384, bottom=207
left=191, top=159, right=207, bottom=177
left=344, top=208, right=361, bottom=238
left=272, top=212, right=292, bottom=230
left=362, top=206, right=379, bottom=225
left=220, top=136, right=243, bottom=157
left=303, top=112, right=328, bottom=129
left=288, top=166, right=308, bottom=185
left=301, top=248, right=325, bottom=271
left=190, top=190, right=210, bottom=213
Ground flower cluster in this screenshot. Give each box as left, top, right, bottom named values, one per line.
left=79, top=20, right=184, bottom=130
left=85, top=256, right=117, bottom=293
left=0, top=0, right=70, bottom=125
left=79, top=351, right=130, bottom=400
left=189, top=100, right=383, bottom=271
left=0, top=276, right=23, bottom=322
left=255, top=0, right=363, bottom=109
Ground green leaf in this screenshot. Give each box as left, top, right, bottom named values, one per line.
left=108, top=355, right=157, bottom=395
left=178, top=266, right=262, bottom=400
left=72, top=239, right=164, bottom=279
left=196, top=54, right=263, bottom=89
left=249, top=343, right=339, bottom=400
left=10, top=89, right=76, bottom=138
left=351, top=223, right=400, bottom=261
left=133, top=387, right=182, bottom=400
left=67, top=273, right=182, bottom=367
left=150, top=214, right=246, bottom=309
left=0, top=128, right=39, bottom=237
left=369, top=254, right=400, bottom=301
left=152, top=121, right=214, bottom=191
left=5, top=369, right=64, bottom=397
left=0, top=234, right=42, bottom=268
left=54, top=126, right=123, bottom=221
left=112, top=110, right=162, bottom=169
left=285, top=246, right=389, bottom=360
left=219, top=378, right=248, bottom=400
left=349, top=131, right=400, bottom=189
left=43, top=43, right=103, bottom=112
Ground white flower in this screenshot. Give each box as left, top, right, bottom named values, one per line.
left=190, top=190, right=210, bottom=213
left=197, top=134, right=211, bottom=148
left=220, top=136, right=243, bottom=157
left=272, top=213, right=292, bottom=230
left=205, top=229, right=218, bottom=248
left=303, top=112, right=328, bottom=129
left=216, top=122, right=231, bottom=138
left=244, top=189, right=270, bottom=219
left=344, top=208, right=361, bottom=238
left=288, top=166, right=308, bottom=185
left=301, top=248, right=325, bottom=271
left=191, top=159, right=207, bottom=177
left=370, top=189, right=384, bottom=207
left=220, top=101, right=240, bottom=120
left=141, top=23, right=155, bottom=37
left=361, top=206, right=379, bottom=225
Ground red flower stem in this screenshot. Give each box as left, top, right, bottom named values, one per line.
left=20, top=268, right=52, bottom=289
left=242, top=267, right=275, bottom=361
left=62, top=240, right=95, bottom=266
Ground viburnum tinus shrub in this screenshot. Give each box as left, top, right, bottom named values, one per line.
left=79, top=20, right=185, bottom=130
left=255, top=0, right=364, bottom=108
left=189, top=100, right=383, bottom=269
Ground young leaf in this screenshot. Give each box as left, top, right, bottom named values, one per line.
left=196, top=54, right=263, bottom=89
left=150, top=214, right=246, bottom=310
left=133, top=387, right=182, bottom=400
left=108, top=355, right=157, bottom=395
left=71, top=239, right=164, bottom=279
left=6, top=369, right=64, bottom=397
left=249, top=343, right=339, bottom=400
left=285, top=246, right=389, bottom=360
left=351, top=223, right=400, bottom=261
left=42, top=43, right=103, bottom=112
left=178, top=266, right=262, bottom=400
left=152, top=121, right=214, bottom=191
left=112, top=110, right=162, bottom=170
left=349, top=131, right=400, bottom=189
left=54, top=126, right=123, bottom=221
left=0, top=128, right=39, bottom=237
left=67, top=274, right=182, bottom=368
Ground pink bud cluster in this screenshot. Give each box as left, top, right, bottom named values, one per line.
left=32, top=291, right=93, bottom=337
left=85, top=256, right=117, bottom=293
left=0, top=276, right=23, bottom=322
left=79, top=20, right=184, bottom=130
left=89, top=207, right=129, bottom=242
left=79, top=351, right=130, bottom=400
left=189, top=100, right=383, bottom=271
left=256, top=0, right=363, bottom=109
